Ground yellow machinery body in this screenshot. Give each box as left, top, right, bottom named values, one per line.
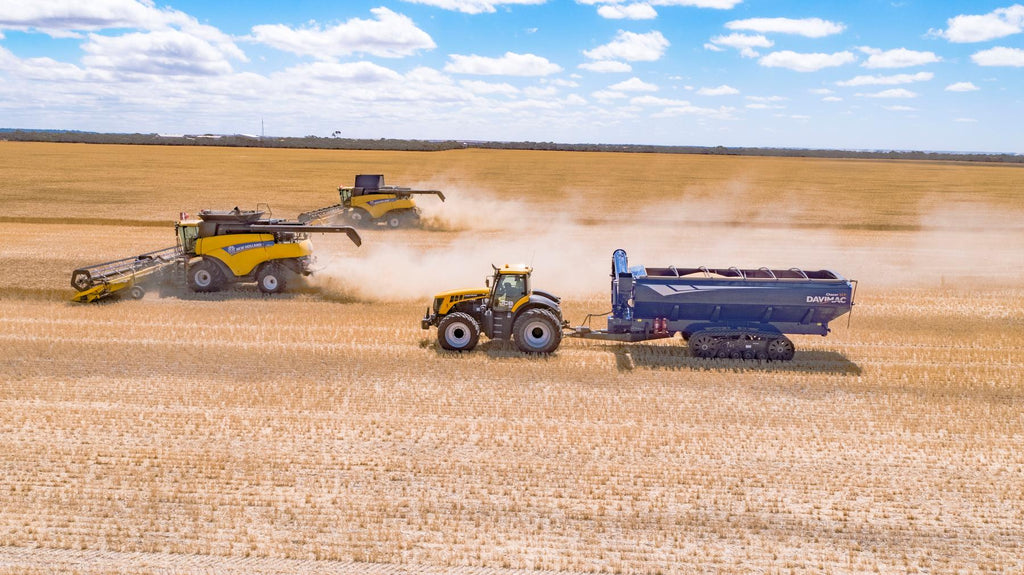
left=193, top=232, right=313, bottom=277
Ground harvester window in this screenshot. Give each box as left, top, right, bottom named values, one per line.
left=494, top=274, right=527, bottom=310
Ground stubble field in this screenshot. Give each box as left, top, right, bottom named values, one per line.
left=1, top=141, right=1022, bottom=573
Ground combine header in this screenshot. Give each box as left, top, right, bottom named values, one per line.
left=299, top=174, right=445, bottom=229
left=71, top=208, right=361, bottom=302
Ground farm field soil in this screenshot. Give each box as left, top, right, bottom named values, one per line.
left=1, top=142, right=1023, bottom=573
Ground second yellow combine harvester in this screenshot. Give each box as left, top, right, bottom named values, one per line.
left=71, top=208, right=361, bottom=302
left=299, top=174, right=445, bottom=229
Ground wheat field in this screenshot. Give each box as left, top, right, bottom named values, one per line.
left=1, top=141, right=1023, bottom=574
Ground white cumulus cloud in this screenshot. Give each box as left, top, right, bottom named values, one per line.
left=609, top=77, right=659, bottom=91
left=0, top=0, right=197, bottom=35
left=858, top=88, right=918, bottom=98
left=445, top=51, right=563, bottom=76
left=400, top=0, right=547, bottom=15
left=859, top=47, right=941, bottom=68
left=971, top=46, right=1024, bottom=66
left=584, top=30, right=669, bottom=62
left=945, top=81, right=980, bottom=92
left=933, top=4, right=1024, bottom=43
left=836, top=72, right=933, bottom=86
left=697, top=84, right=739, bottom=96
left=706, top=33, right=772, bottom=57
left=579, top=60, right=633, bottom=73
left=82, top=29, right=242, bottom=76
left=725, top=17, right=845, bottom=38
left=759, top=51, right=855, bottom=72
left=250, top=8, right=435, bottom=59
left=597, top=3, right=657, bottom=19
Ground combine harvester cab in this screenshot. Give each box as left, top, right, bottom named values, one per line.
left=301, top=174, right=445, bottom=229
left=569, top=249, right=856, bottom=361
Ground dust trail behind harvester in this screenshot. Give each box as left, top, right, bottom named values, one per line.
left=312, top=180, right=1024, bottom=303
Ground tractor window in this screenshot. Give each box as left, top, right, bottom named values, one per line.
left=493, top=274, right=527, bottom=311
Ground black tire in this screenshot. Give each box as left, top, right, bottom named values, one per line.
left=257, top=262, right=287, bottom=294
left=187, top=259, right=224, bottom=292
left=689, top=333, right=718, bottom=358
left=128, top=285, right=146, bottom=300
left=348, top=209, right=370, bottom=227
left=438, top=312, right=480, bottom=351
left=71, top=270, right=92, bottom=291
left=385, top=213, right=403, bottom=229
left=512, top=309, right=562, bottom=354
left=767, top=337, right=795, bottom=361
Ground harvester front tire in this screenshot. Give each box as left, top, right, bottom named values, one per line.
left=128, top=285, right=146, bottom=300
left=187, top=259, right=224, bottom=293
left=348, top=209, right=369, bottom=227
left=257, top=263, right=287, bottom=294
left=512, top=309, right=562, bottom=354
left=438, top=312, right=480, bottom=352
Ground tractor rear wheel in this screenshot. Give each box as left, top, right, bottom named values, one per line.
left=257, top=262, right=287, bottom=294
left=438, top=312, right=480, bottom=351
left=512, top=309, right=562, bottom=354
left=187, top=259, right=224, bottom=292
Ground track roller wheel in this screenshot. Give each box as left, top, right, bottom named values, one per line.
left=512, top=309, right=562, bottom=354
left=438, top=312, right=480, bottom=351
left=187, top=259, right=224, bottom=292
left=767, top=336, right=795, bottom=361
left=689, top=333, right=718, bottom=359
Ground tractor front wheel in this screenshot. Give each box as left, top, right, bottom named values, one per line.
left=512, top=309, right=562, bottom=354
left=257, top=262, right=287, bottom=294
left=187, top=259, right=224, bottom=292
left=438, top=312, right=480, bottom=351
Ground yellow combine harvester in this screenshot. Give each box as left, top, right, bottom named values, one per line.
left=299, top=174, right=445, bottom=229
left=71, top=208, right=361, bottom=302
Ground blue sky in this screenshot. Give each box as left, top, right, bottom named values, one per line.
left=0, top=1, right=1021, bottom=152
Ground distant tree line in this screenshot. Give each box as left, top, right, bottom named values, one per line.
left=2, top=129, right=1021, bottom=164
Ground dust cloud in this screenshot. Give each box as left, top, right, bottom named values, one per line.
left=311, top=186, right=1024, bottom=303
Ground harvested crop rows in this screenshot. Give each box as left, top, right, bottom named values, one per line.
left=1, top=142, right=1023, bottom=573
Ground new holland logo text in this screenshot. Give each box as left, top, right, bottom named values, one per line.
left=807, top=293, right=848, bottom=304
left=224, top=241, right=274, bottom=255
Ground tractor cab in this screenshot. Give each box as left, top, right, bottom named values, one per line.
left=490, top=264, right=531, bottom=312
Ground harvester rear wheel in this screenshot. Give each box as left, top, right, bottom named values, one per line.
left=257, top=262, right=287, bottom=294
left=512, top=309, right=562, bottom=354
left=386, top=213, right=403, bottom=229
left=767, top=337, right=795, bottom=361
left=187, top=259, right=224, bottom=292
left=438, top=312, right=480, bottom=351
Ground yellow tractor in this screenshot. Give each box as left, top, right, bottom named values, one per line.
left=421, top=264, right=564, bottom=353
left=300, top=174, right=445, bottom=229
